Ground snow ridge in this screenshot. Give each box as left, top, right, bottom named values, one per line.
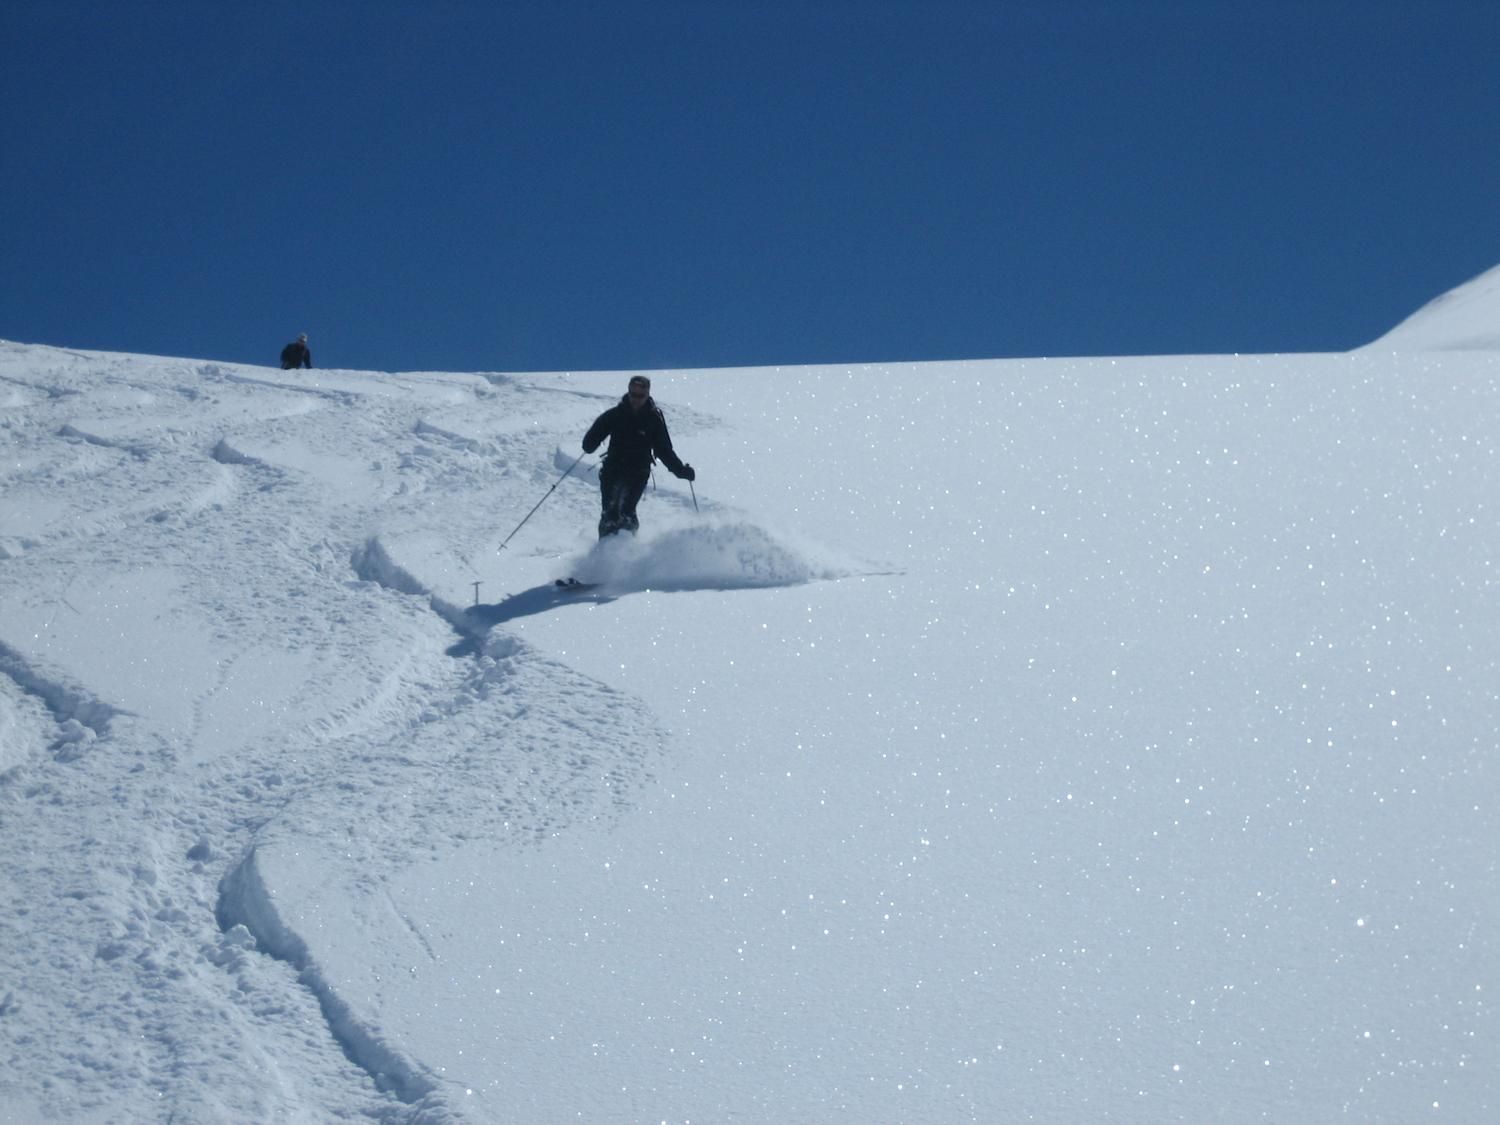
left=216, top=849, right=456, bottom=1118
left=0, top=639, right=122, bottom=756
left=1369, top=261, right=1500, bottom=351
left=352, top=535, right=431, bottom=598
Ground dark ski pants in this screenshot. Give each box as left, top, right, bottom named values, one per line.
left=598, top=465, right=648, bottom=537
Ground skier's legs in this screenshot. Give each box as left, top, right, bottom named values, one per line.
left=598, top=468, right=630, bottom=537
left=598, top=466, right=648, bottom=537
left=598, top=476, right=621, bottom=537
left=618, top=474, right=648, bottom=532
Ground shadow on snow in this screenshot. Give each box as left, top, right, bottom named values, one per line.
left=445, top=583, right=617, bottom=656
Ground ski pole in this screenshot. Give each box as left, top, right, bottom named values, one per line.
left=497, top=452, right=586, bottom=553
left=689, top=479, right=699, bottom=513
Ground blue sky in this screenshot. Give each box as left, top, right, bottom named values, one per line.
left=4, top=0, right=1498, bottom=374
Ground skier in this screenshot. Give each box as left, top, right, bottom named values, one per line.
left=582, top=374, right=695, bottom=537
left=280, top=333, right=313, bottom=370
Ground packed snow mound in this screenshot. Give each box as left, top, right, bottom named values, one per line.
left=1367, top=260, right=1500, bottom=351
left=568, top=520, right=846, bottom=592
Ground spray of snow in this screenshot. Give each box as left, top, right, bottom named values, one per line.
left=568, top=518, right=847, bottom=592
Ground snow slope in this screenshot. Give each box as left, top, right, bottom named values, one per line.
left=1, top=278, right=1497, bottom=1122
left=1368, top=262, right=1500, bottom=352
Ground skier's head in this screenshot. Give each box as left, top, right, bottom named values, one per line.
left=298, top=333, right=308, bottom=342
left=627, top=375, right=650, bottom=407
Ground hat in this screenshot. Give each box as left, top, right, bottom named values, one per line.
left=298, top=333, right=308, bottom=341
left=628, top=375, right=650, bottom=391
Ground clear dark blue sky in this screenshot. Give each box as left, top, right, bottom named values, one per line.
left=4, top=0, right=1498, bottom=373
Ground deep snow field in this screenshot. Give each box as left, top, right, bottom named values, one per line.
left=1, top=267, right=1497, bottom=1123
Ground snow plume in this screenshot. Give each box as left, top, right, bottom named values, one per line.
left=568, top=518, right=846, bottom=592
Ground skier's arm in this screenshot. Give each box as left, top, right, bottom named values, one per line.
left=582, top=409, right=611, bottom=454
left=650, top=411, right=692, bottom=478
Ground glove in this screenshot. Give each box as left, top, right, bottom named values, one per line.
left=678, top=463, right=696, bottom=482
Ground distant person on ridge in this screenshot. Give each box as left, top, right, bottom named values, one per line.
left=280, top=333, right=313, bottom=370
left=582, top=374, right=695, bottom=538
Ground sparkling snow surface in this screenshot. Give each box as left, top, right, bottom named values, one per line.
left=1, top=278, right=1497, bottom=1121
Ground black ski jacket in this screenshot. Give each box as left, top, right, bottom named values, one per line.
left=582, top=395, right=687, bottom=477
left=280, top=341, right=312, bottom=369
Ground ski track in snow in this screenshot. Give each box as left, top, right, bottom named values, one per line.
left=0, top=349, right=749, bottom=1120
